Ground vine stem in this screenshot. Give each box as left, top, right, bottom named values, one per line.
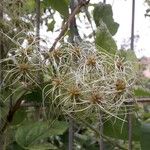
left=35, top=0, right=40, bottom=51
left=35, top=0, right=41, bottom=120
left=130, top=0, right=135, bottom=50
left=99, top=111, right=104, bottom=150
left=49, top=0, right=90, bottom=51
left=67, top=0, right=80, bottom=149
left=103, top=0, right=106, bottom=4
left=68, top=117, right=74, bottom=150
left=67, top=1, right=90, bottom=150
left=68, top=0, right=82, bottom=43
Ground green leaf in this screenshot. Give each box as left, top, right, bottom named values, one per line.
left=103, top=115, right=141, bottom=141
left=6, top=142, right=24, bottom=150
left=118, top=49, right=139, bottom=72
left=143, top=113, right=150, bottom=121
left=23, top=0, right=35, bottom=14
left=28, top=143, right=57, bottom=150
left=0, top=85, right=26, bottom=104
left=140, top=123, right=150, bottom=150
left=125, top=50, right=137, bottom=61
left=43, top=0, right=69, bottom=17
left=134, top=87, right=150, bottom=97
left=15, top=121, right=68, bottom=149
left=24, top=88, right=42, bottom=102
left=96, top=20, right=117, bottom=54
left=12, top=109, right=26, bottom=125
left=93, top=3, right=119, bottom=35
left=13, top=87, right=27, bottom=103
left=47, top=20, right=55, bottom=32
left=48, top=121, right=68, bottom=136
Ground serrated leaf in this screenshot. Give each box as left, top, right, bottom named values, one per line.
left=140, top=123, right=150, bottom=150
left=43, top=0, right=69, bottom=17
left=15, top=121, right=68, bottom=149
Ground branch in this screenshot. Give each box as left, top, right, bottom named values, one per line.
left=68, top=0, right=82, bottom=43
left=68, top=117, right=74, bottom=150
left=49, top=0, right=90, bottom=51
left=35, top=0, right=40, bottom=51
left=125, top=98, right=150, bottom=104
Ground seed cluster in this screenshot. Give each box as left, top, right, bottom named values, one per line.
left=43, top=43, right=136, bottom=119
left=1, top=39, right=136, bottom=119
left=0, top=34, right=43, bottom=88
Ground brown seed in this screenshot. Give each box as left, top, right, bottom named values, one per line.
left=68, top=86, right=80, bottom=98
left=19, top=64, right=30, bottom=72
left=115, top=79, right=126, bottom=91
left=52, top=50, right=62, bottom=59
left=90, top=91, right=103, bottom=104
left=52, top=77, right=62, bottom=86
left=86, top=55, right=96, bottom=66
left=116, top=60, right=124, bottom=71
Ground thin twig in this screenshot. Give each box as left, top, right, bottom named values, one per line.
left=67, top=0, right=81, bottom=149
left=49, top=0, right=90, bottom=51
left=35, top=0, right=40, bottom=51
left=130, top=0, right=135, bottom=50
left=99, top=111, right=104, bottom=150
left=126, top=98, right=150, bottom=103
left=68, top=117, right=74, bottom=150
